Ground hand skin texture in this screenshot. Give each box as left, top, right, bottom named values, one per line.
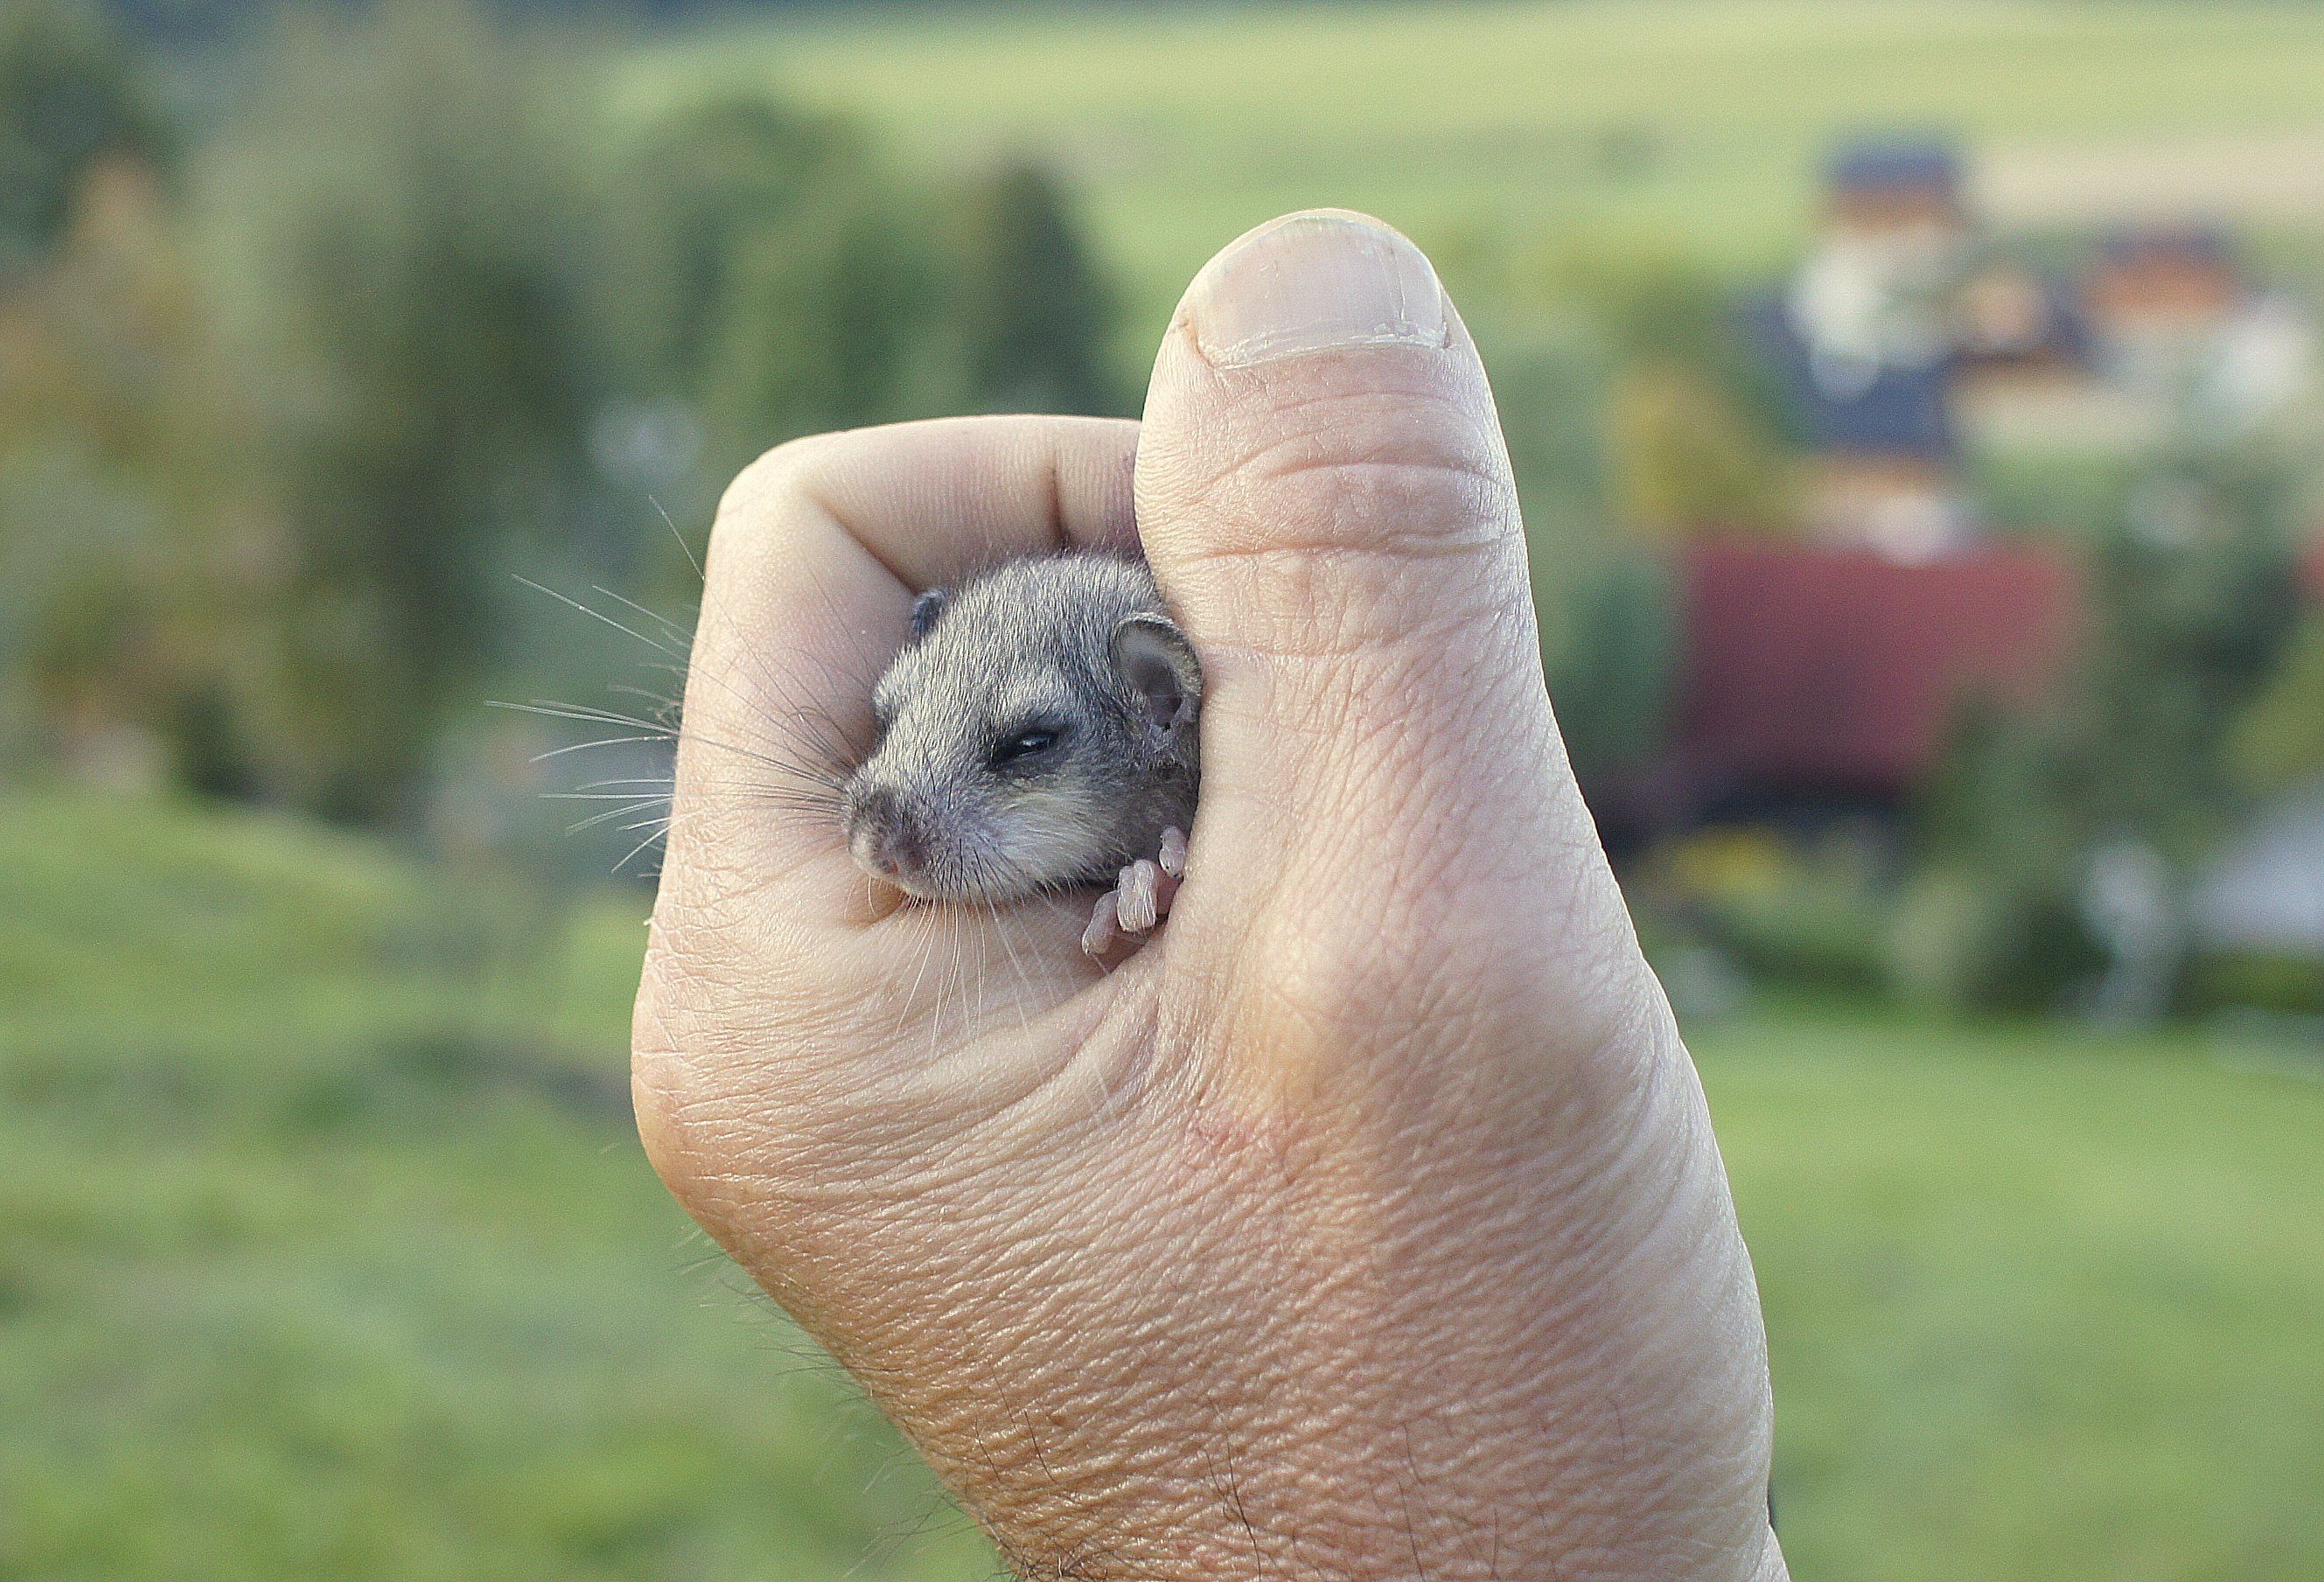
left=633, top=211, right=1787, bottom=1582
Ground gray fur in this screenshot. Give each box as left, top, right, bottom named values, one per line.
left=841, top=553, right=1202, bottom=902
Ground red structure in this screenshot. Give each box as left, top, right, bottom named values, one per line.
left=1673, top=541, right=2081, bottom=806
left=2299, top=530, right=2324, bottom=604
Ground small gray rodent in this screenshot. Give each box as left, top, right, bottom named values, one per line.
left=841, top=552, right=1202, bottom=956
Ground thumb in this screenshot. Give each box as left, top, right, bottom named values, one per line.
left=1136, top=211, right=1588, bottom=909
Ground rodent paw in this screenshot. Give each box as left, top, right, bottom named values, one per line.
left=1080, top=834, right=1188, bottom=962
left=1081, top=889, right=1122, bottom=958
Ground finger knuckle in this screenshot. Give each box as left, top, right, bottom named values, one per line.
left=1231, top=388, right=1514, bottom=552
left=708, top=432, right=845, bottom=561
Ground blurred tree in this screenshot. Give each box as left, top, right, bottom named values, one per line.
left=1901, top=444, right=2306, bottom=1013
left=1521, top=237, right=1794, bottom=538
left=206, top=0, right=598, bottom=821
left=1469, top=318, right=1685, bottom=795
left=1476, top=320, right=1612, bottom=624
left=1546, top=552, right=1679, bottom=789
left=1897, top=697, right=2105, bottom=1014
left=2065, top=458, right=2304, bottom=864
left=2229, top=613, right=2324, bottom=798
left=943, top=159, right=1124, bottom=416
left=596, top=94, right=1124, bottom=582
left=7, top=1, right=1127, bottom=826
left=596, top=94, right=869, bottom=400
left=0, top=0, right=168, bottom=271
left=0, top=0, right=169, bottom=273
left=0, top=147, right=271, bottom=791
left=1607, top=365, right=1790, bottom=538
left=1540, top=240, right=1765, bottom=398
left=695, top=177, right=950, bottom=452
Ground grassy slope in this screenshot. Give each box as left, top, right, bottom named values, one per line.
left=3, top=792, right=2321, bottom=1579
left=628, top=0, right=2324, bottom=331
left=1717, top=1007, right=2324, bottom=1582
left=0, top=795, right=993, bottom=1582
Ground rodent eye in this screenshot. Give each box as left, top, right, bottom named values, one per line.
left=991, top=727, right=1061, bottom=768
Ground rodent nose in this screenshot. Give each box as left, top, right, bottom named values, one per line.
left=848, top=788, right=928, bottom=882
left=871, top=821, right=927, bottom=880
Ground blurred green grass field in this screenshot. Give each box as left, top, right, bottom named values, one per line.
left=3, top=791, right=2319, bottom=1581
left=631, top=0, right=2324, bottom=327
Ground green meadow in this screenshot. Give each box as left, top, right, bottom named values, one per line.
left=4, top=791, right=2319, bottom=1580
left=629, top=0, right=2324, bottom=326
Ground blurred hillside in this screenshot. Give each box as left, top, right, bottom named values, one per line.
left=0, top=793, right=997, bottom=1582
left=3, top=792, right=2321, bottom=1580
left=638, top=0, right=2324, bottom=328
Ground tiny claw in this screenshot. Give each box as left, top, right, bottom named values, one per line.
left=1117, top=859, right=1162, bottom=933
left=1082, top=889, right=1121, bottom=958
left=1158, top=826, right=1189, bottom=879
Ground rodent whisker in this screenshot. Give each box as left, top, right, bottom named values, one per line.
left=492, top=698, right=666, bottom=732
left=527, top=733, right=671, bottom=763
left=895, top=906, right=942, bottom=1044
left=515, top=539, right=894, bottom=877
left=605, top=678, right=687, bottom=707
left=982, top=898, right=1042, bottom=1050
left=926, top=911, right=963, bottom=1068
left=505, top=701, right=841, bottom=802
left=517, top=572, right=869, bottom=769
left=563, top=798, right=670, bottom=835
left=612, top=824, right=671, bottom=874
left=556, top=775, right=675, bottom=792
left=586, top=582, right=697, bottom=652
left=513, top=575, right=689, bottom=664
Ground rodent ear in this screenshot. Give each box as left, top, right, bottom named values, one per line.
left=909, top=588, right=948, bottom=639
left=1109, top=613, right=1203, bottom=735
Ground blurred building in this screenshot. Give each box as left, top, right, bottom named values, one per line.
left=2194, top=781, right=2324, bottom=960
left=1652, top=139, right=2322, bottom=868
left=1762, top=140, right=1974, bottom=556
left=1747, top=298, right=1964, bottom=558
left=1754, top=139, right=2319, bottom=554
left=1671, top=540, right=2078, bottom=818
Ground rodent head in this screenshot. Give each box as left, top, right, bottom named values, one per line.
left=841, top=554, right=1201, bottom=903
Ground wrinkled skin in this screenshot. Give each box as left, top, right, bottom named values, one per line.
left=634, top=212, right=1786, bottom=1582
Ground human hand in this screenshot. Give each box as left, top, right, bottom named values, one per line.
left=634, top=210, right=1784, bottom=1582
